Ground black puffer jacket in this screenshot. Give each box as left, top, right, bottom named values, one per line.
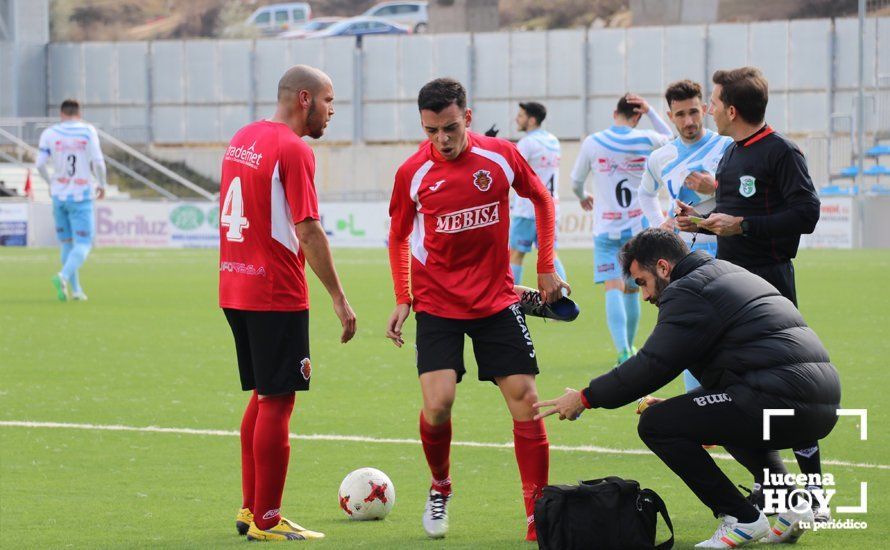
left=582, top=251, right=840, bottom=419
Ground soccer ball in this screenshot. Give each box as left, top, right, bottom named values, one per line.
left=338, top=467, right=396, bottom=520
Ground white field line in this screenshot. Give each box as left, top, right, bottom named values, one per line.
left=1, top=420, right=887, bottom=471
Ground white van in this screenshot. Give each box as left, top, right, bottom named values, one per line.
left=246, top=3, right=312, bottom=36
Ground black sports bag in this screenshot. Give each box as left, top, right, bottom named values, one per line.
left=534, top=476, right=674, bottom=549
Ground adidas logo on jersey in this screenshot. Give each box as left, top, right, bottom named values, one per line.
left=435, top=202, right=500, bottom=234
left=225, top=141, right=264, bottom=169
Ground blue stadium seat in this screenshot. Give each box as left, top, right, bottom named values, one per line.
left=819, top=184, right=858, bottom=196
left=839, top=166, right=859, bottom=177
left=864, top=165, right=890, bottom=176
left=865, top=145, right=890, bottom=157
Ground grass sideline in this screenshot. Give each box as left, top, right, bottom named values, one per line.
left=1, top=247, right=887, bottom=548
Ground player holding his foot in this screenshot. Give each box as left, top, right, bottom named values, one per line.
left=386, top=78, right=569, bottom=541
left=509, top=101, right=568, bottom=286
left=36, top=99, right=107, bottom=302
left=220, top=65, right=356, bottom=541
left=570, top=94, right=673, bottom=364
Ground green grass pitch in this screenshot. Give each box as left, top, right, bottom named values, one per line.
left=1, top=247, right=887, bottom=549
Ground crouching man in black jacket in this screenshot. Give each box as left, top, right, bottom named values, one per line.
left=534, top=229, right=840, bottom=548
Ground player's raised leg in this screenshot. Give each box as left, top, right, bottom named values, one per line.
left=497, top=373, right=549, bottom=542
left=418, top=369, right=458, bottom=538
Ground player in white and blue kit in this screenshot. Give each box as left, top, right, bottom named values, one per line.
left=571, top=94, right=672, bottom=364
left=638, top=81, right=732, bottom=390
left=509, top=102, right=567, bottom=285
left=36, top=99, right=107, bottom=302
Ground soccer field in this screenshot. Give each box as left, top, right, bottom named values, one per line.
left=1, top=247, right=888, bottom=549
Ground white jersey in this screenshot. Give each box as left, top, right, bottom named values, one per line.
left=37, top=121, right=105, bottom=202
left=639, top=129, right=733, bottom=244
left=571, top=125, right=671, bottom=237
left=512, top=129, right=560, bottom=219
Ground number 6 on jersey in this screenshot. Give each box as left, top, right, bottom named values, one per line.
left=221, top=177, right=250, bottom=242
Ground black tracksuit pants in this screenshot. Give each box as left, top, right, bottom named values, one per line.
left=744, top=261, right=826, bottom=482
left=637, top=388, right=837, bottom=522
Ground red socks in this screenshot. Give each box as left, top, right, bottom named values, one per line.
left=419, top=411, right=452, bottom=493
left=240, top=391, right=259, bottom=511
left=513, top=418, right=549, bottom=541
left=252, top=393, right=296, bottom=530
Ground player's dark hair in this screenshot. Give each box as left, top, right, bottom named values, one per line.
left=615, top=94, right=638, bottom=119
left=664, top=80, right=702, bottom=109
left=60, top=99, right=80, bottom=116
left=620, top=229, right=690, bottom=279
left=418, top=78, right=466, bottom=113
left=519, top=101, right=546, bottom=124
left=712, top=67, right=769, bottom=124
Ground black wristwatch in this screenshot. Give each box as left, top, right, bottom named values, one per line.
left=740, top=219, right=751, bottom=236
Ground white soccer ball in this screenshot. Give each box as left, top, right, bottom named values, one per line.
left=338, top=467, right=396, bottom=521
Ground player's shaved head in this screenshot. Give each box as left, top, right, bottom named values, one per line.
left=272, top=65, right=335, bottom=139
left=277, top=65, right=331, bottom=102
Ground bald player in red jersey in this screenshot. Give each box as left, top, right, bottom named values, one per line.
left=386, top=78, right=570, bottom=541
left=219, top=65, right=356, bottom=542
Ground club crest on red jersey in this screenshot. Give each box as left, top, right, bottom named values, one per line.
left=300, top=357, right=311, bottom=380
left=472, top=169, right=493, bottom=192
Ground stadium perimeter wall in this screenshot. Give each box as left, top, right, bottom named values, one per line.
left=3, top=195, right=884, bottom=250
left=40, top=16, right=890, bottom=192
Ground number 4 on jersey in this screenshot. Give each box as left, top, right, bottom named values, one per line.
left=221, top=177, right=250, bottom=242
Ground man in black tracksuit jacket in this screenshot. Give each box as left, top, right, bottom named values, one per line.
left=534, top=229, right=840, bottom=547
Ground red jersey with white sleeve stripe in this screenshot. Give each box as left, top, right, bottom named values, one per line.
left=218, top=120, right=319, bottom=311
left=389, top=131, right=555, bottom=319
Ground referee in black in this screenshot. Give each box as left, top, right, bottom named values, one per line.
left=675, top=66, right=827, bottom=521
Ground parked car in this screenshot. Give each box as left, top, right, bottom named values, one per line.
left=246, top=3, right=312, bottom=36
left=305, top=17, right=411, bottom=39
left=362, top=1, right=428, bottom=33
left=278, top=17, right=344, bottom=39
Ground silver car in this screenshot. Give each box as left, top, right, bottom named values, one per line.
left=362, top=1, right=428, bottom=33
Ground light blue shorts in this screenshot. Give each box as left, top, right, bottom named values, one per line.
left=593, top=229, right=637, bottom=288
left=53, top=197, right=94, bottom=244
left=509, top=216, right=559, bottom=253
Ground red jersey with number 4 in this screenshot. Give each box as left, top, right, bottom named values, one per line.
left=389, top=131, right=555, bottom=319
left=218, top=120, right=319, bottom=311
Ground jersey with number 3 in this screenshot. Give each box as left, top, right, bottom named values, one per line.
left=512, top=129, right=560, bottom=219
left=38, top=121, right=105, bottom=202
left=218, top=120, right=319, bottom=311
left=571, top=126, right=670, bottom=236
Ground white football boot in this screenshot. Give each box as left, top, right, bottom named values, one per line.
left=422, top=486, right=451, bottom=539
left=763, top=507, right=814, bottom=544
left=695, top=512, right=770, bottom=548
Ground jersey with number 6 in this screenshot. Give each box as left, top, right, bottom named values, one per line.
left=218, top=120, right=319, bottom=311
left=571, top=125, right=670, bottom=237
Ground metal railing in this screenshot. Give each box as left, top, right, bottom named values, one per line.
left=0, top=119, right=214, bottom=200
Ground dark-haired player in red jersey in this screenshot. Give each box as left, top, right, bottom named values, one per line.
left=219, top=65, right=357, bottom=542
left=386, top=78, right=570, bottom=541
